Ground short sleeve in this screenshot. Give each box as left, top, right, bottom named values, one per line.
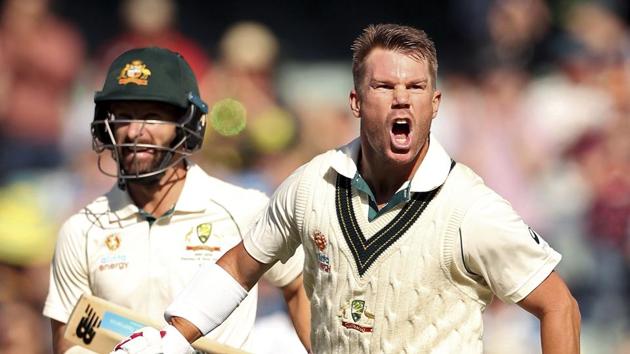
left=42, top=218, right=91, bottom=323
left=243, top=166, right=305, bottom=264
left=262, top=245, right=305, bottom=287
left=237, top=190, right=270, bottom=235
left=460, top=193, right=562, bottom=304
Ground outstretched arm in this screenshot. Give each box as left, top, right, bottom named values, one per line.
left=518, top=271, right=581, bottom=354
left=281, top=275, right=311, bottom=351
left=168, top=242, right=273, bottom=343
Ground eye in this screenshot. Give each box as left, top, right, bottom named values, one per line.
left=113, top=113, right=132, bottom=121
left=373, top=83, right=393, bottom=90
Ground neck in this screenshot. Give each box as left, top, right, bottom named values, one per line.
left=359, top=141, right=429, bottom=206
left=126, top=163, right=187, bottom=217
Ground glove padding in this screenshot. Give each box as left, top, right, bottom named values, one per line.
left=110, top=325, right=194, bottom=354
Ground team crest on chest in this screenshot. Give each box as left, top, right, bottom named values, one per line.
left=196, top=223, right=212, bottom=243
left=184, top=222, right=220, bottom=253
left=105, top=234, right=120, bottom=251
left=339, top=298, right=374, bottom=333
left=312, top=230, right=331, bottom=273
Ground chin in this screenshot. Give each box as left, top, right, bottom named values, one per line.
left=123, top=162, right=155, bottom=175
left=383, top=150, right=412, bottom=165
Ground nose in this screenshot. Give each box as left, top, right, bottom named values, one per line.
left=392, top=85, right=410, bottom=107
left=127, top=120, right=148, bottom=141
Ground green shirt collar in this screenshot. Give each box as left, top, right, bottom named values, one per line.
left=351, top=172, right=411, bottom=221
left=138, top=206, right=175, bottom=226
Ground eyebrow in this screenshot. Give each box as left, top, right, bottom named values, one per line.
left=369, top=78, right=429, bottom=85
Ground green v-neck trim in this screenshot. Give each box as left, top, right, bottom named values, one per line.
left=336, top=174, right=440, bottom=277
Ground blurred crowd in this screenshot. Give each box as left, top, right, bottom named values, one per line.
left=0, top=0, right=628, bottom=353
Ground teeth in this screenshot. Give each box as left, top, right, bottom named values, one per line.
left=394, top=119, right=408, bottom=125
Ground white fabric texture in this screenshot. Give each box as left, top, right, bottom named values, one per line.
left=165, top=263, right=247, bottom=335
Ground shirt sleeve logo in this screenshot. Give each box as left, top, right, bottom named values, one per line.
left=528, top=227, right=541, bottom=244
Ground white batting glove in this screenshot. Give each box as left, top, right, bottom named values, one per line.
left=110, top=325, right=194, bottom=354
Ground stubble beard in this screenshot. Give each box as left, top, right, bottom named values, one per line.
left=120, top=149, right=167, bottom=176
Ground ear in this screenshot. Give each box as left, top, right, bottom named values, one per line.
left=349, top=90, right=361, bottom=118
left=431, top=89, right=442, bottom=119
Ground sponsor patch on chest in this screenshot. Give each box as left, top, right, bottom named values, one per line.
left=98, top=234, right=128, bottom=271
left=98, top=254, right=128, bottom=271
left=312, top=230, right=331, bottom=273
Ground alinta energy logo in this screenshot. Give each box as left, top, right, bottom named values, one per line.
left=75, top=304, right=101, bottom=344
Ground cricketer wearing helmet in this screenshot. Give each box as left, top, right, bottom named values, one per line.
left=43, top=47, right=310, bottom=354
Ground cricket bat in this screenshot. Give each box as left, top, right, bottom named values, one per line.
left=64, top=293, right=249, bottom=354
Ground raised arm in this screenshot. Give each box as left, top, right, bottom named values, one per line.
left=518, top=271, right=581, bottom=354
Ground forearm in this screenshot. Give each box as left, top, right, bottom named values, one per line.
left=218, top=242, right=271, bottom=290
left=283, top=275, right=312, bottom=351
left=50, top=320, right=73, bottom=354
left=166, top=243, right=270, bottom=335
left=539, top=297, right=581, bottom=354
left=168, top=316, right=203, bottom=344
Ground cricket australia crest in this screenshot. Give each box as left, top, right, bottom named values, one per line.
left=339, top=298, right=375, bottom=333
left=118, top=60, right=151, bottom=85
left=196, top=222, right=212, bottom=243
left=183, top=222, right=220, bottom=256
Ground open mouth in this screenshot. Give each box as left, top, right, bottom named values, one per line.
left=390, top=118, right=411, bottom=148
left=392, top=119, right=410, bottom=135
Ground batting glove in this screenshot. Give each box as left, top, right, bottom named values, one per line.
left=110, top=325, right=194, bottom=354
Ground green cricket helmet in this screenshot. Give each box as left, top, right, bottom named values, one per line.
left=91, top=47, right=208, bottom=185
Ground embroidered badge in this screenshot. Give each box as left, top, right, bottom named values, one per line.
left=183, top=223, right=220, bottom=254
left=339, top=299, right=374, bottom=333
left=196, top=223, right=212, bottom=243
left=105, top=234, right=120, bottom=251
left=312, top=231, right=331, bottom=273
left=118, top=60, right=151, bottom=85
left=313, top=230, right=327, bottom=251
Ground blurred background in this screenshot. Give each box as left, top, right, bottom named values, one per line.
left=0, top=0, right=628, bottom=353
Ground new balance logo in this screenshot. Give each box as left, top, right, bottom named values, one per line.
left=75, top=304, right=101, bottom=344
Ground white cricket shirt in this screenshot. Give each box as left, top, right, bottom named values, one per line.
left=243, top=135, right=562, bottom=353
left=43, top=163, right=304, bottom=351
